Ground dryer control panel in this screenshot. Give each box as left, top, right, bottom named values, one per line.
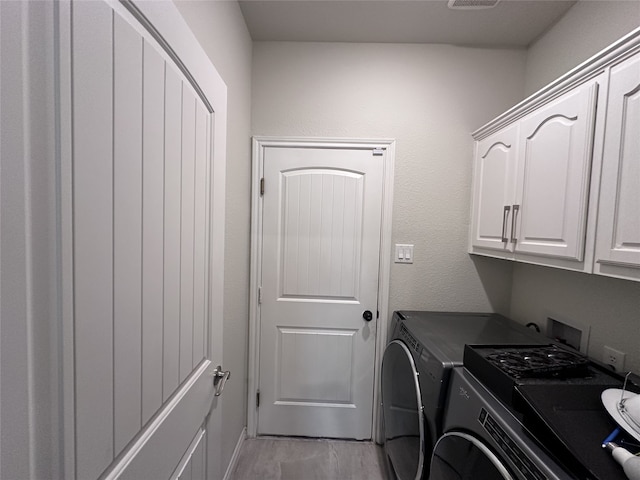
left=479, top=408, right=547, bottom=480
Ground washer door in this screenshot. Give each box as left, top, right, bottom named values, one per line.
left=429, top=432, right=514, bottom=480
left=381, top=340, right=425, bottom=480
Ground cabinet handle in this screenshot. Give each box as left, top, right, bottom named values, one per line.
left=511, top=204, right=520, bottom=243
left=502, top=206, right=511, bottom=243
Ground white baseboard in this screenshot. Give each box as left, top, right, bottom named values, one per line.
left=222, top=427, right=247, bottom=480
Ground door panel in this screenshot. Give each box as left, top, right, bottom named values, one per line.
left=163, top=63, right=183, bottom=402
left=595, top=51, right=640, bottom=273
left=113, top=12, right=144, bottom=453
left=515, top=82, right=598, bottom=260
left=72, top=2, right=115, bottom=475
left=180, top=88, right=197, bottom=383
left=141, top=40, right=166, bottom=425
left=193, top=104, right=210, bottom=367
left=258, top=146, right=384, bottom=439
left=470, top=125, right=518, bottom=253
left=277, top=327, right=356, bottom=404
left=280, top=170, right=363, bottom=299
left=176, top=429, right=207, bottom=480
left=67, top=1, right=225, bottom=478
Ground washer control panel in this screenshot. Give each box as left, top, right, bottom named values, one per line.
left=479, top=408, right=547, bottom=480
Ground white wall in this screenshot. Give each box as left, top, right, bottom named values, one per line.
left=524, top=0, right=640, bottom=95
left=252, top=42, right=526, bottom=316
left=510, top=1, right=640, bottom=373
left=510, top=264, right=640, bottom=372
left=174, top=0, right=253, bottom=470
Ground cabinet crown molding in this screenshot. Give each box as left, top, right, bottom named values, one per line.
left=473, top=27, right=640, bottom=140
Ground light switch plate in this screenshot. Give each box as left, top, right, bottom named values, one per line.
left=395, top=244, right=414, bottom=264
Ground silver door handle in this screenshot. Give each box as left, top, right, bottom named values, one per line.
left=501, top=206, right=511, bottom=243
left=213, top=366, right=230, bottom=397
left=511, top=205, right=519, bottom=243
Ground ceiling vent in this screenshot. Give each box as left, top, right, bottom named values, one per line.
left=447, top=0, right=500, bottom=9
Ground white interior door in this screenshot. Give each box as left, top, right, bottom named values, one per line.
left=61, top=1, right=227, bottom=478
left=257, top=145, right=384, bottom=440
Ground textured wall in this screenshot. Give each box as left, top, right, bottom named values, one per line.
left=524, top=0, right=640, bottom=95
left=174, top=0, right=253, bottom=471
left=511, top=1, right=640, bottom=373
left=252, top=42, right=526, bottom=317
left=510, top=264, right=640, bottom=373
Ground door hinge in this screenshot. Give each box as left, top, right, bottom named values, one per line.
left=372, top=148, right=385, bottom=156
left=258, top=287, right=262, bottom=305
left=256, top=390, right=260, bottom=408
left=260, top=178, right=265, bottom=196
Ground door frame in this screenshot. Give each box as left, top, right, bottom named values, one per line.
left=247, top=136, right=395, bottom=442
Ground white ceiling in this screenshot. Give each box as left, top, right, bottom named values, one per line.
left=238, top=0, right=577, bottom=47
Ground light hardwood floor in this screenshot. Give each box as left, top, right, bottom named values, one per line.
left=229, top=437, right=389, bottom=480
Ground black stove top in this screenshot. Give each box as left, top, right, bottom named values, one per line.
left=464, top=344, right=636, bottom=480
left=483, top=345, right=590, bottom=379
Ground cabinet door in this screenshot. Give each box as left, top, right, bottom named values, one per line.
left=470, top=124, right=518, bottom=254
left=514, top=81, right=598, bottom=261
left=594, top=51, right=640, bottom=280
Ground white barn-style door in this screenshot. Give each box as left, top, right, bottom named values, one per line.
left=59, top=1, right=227, bottom=479
left=256, top=143, right=386, bottom=440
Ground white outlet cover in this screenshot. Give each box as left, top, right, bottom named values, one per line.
left=603, top=346, right=626, bottom=372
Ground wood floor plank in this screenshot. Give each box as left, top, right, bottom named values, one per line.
left=230, top=437, right=388, bottom=480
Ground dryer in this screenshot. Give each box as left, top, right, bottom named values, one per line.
left=381, top=311, right=546, bottom=480
left=429, top=368, right=572, bottom=480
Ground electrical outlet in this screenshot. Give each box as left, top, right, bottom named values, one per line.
left=603, top=346, right=626, bottom=372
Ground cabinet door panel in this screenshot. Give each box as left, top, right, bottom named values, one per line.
left=595, top=52, right=640, bottom=279
left=470, top=125, right=518, bottom=253
left=515, top=82, right=598, bottom=261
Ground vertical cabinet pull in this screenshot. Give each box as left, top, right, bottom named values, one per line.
left=501, top=206, right=511, bottom=243
left=511, top=205, right=520, bottom=243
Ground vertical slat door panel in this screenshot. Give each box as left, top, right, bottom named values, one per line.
left=283, top=175, right=303, bottom=295
left=113, top=14, right=143, bottom=453
left=180, top=88, right=196, bottom=382
left=307, top=175, right=322, bottom=294
left=163, top=66, right=183, bottom=401
left=67, top=1, right=227, bottom=477
left=192, top=104, right=208, bottom=366
left=141, top=40, right=165, bottom=425
left=72, top=2, right=114, bottom=478
left=329, top=175, right=346, bottom=296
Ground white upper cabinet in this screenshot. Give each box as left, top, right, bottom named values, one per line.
left=470, top=27, right=640, bottom=280
left=514, top=82, right=598, bottom=261
left=594, top=51, right=640, bottom=281
left=470, top=124, right=519, bottom=254
left=469, top=80, right=600, bottom=269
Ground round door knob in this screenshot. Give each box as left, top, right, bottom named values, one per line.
left=363, top=310, right=373, bottom=322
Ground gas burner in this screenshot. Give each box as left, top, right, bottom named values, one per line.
left=484, top=345, right=590, bottom=379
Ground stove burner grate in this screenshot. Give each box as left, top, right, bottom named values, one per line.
left=485, top=346, right=590, bottom=378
